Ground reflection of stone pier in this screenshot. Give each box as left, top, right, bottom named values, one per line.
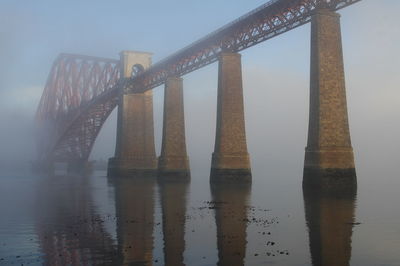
left=158, top=177, right=189, bottom=266
left=111, top=176, right=156, bottom=265
left=303, top=178, right=357, bottom=266
left=210, top=182, right=251, bottom=265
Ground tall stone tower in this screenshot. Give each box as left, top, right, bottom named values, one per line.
left=108, top=51, right=157, bottom=177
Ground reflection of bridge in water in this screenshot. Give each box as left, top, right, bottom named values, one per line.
left=33, top=172, right=359, bottom=265
left=303, top=182, right=357, bottom=266
left=211, top=183, right=251, bottom=266
left=35, top=0, right=361, bottom=187
left=110, top=176, right=156, bottom=265
left=35, top=175, right=118, bottom=265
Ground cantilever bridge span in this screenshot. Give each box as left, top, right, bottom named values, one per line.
left=36, top=0, right=361, bottom=185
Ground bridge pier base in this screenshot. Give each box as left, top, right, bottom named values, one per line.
left=32, top=160, right=55, bottom=173
left=67, top=159, right=92, bottom=174
left=304, top=9, right=356, bottom=189
left=158, top=77, right=190, bottom=180
left=210, top=52, right=251, bottom=183
left=108, top=91, right=158, bottom=177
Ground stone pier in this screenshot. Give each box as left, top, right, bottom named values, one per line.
left=210, top=52, right=251, bottom=183
left=108, top=51, right=157, bottom=176
left=158, top=77, right=190, bottom=179
left=304, top=9, right=356, bottom=188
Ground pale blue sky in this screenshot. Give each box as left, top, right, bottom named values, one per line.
left=0, top=0, right=399, bottom=183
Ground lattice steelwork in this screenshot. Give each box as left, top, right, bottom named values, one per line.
left=127, top=0, right=361, bottom=92
left=36, top=0, right=361, bottom=166
left=36, top=54, right=120, bottom=162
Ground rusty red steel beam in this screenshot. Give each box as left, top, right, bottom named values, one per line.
left=52, top=93, right=118, bottom=161
left=35, top=54, right=120, bottom=161
left=126, top=0, right=361, bottom=93
left=36, top=53, right=119, bottom=122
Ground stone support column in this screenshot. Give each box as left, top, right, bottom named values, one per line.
left=304, top=9, right=356, bottom=188
left=210, top=52, right=251, bottom=183
left=108, top=51, right=157, bottom=176
left=158, top=77, right=190, bottom=178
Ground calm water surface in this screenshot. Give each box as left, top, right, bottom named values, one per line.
left=0, top=164, right=399, bottom=265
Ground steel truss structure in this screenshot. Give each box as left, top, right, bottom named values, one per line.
left=127, top=0, right=360, bottom=92
left=36, top=0, right=361, bottom=164
left=36, top=54, right=120, bottom=162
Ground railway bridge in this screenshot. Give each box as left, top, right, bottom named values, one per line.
left=35, top=0, right=361, bottom=187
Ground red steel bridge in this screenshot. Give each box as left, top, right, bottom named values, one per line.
left=35, top=0, right=361, bottom=168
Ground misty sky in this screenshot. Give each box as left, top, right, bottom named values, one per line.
left=0, top=0, right=399, bottom=182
